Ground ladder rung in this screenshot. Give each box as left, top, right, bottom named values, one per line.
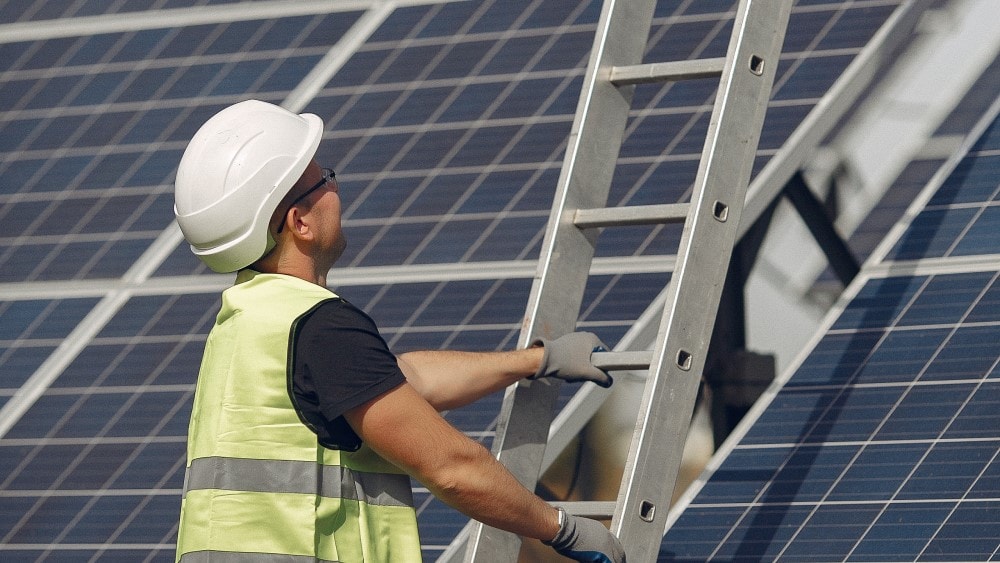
left=553, top=501, right=616, bottom=520
left=592, top=351, right=652, bottom=372
left=574, top=203, right=690, bottom=229
left=609, top=57, right=726, bottom=86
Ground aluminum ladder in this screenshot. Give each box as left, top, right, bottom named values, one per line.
left=457, top=1, right=792, bottom=561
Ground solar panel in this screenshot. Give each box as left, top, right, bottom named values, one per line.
left=1, top=0, right=982, bottom=560
left=662, top=97, right=1000, bottom=561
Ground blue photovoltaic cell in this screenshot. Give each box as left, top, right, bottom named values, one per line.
left=662, top=108, right=1000, bottom=560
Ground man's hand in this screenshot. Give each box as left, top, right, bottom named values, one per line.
left=531, top=332, right=612, bottom=388
left=543, top=509, right=626, bottom=562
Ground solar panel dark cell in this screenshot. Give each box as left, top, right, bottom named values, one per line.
left=954, top=206, right=1000, bottom=257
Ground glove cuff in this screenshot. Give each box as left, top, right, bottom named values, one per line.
left=528, top=338, right=550, bottom=380
left=542, top=507, right=569, bottom=547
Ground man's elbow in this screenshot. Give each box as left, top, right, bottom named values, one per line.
left=418, top=440, right=490, bottom=500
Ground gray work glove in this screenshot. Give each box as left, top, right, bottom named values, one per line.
left=543, top=509, right=626, bottom=563
left=530, top=332, right=612, bottom=388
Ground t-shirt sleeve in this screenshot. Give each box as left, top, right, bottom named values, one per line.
left=289, top=299, right=406, bottom=450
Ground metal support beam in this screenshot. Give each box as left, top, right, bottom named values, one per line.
left=781, top=171, right=861, bottom=286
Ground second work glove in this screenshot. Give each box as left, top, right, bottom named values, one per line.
left=531, top=332, right=612, bottom=388
left=544, top=509, right=626, bottom=563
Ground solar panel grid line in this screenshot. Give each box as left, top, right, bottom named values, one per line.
left=361, top=18, right=596, bottom=51
left=0, top=230, right=163, bottom=249
left=0, top=0, right=458, bottom=44
left=0, top=45, right=332, bottom=89
left=671, top=495, right=1000, bottom=510
left=309, top=66, right=587, bottom=104
left=17, top=383, right=195, bottom=397
left=864, top=253, right=1000, bottom=279
left=730, top=436, right=1000, bottom=452
left=346, top=201, right=550, bottom=227
left=0, top=255, right=678, bottom=306
left=323, top=149, right=713, bottom=189
left=0, top=543, right=176, bottom=551
left=0, top=185, right=167, bottom=205
left=0, top=485, right=184, bottom=497
left=0, top=139, right=186, bottom=162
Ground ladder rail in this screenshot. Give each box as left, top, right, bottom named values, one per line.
left=611, top=2, right=793, bottom=560
left=463, top=0, right=659, bottom=559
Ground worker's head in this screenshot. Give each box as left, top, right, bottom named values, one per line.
left=174, top=99, right=328, bottom=273
left=263, top=158, right=347, bottom=272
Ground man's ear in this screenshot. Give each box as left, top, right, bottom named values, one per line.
left=287, top=207, right=315, bottom=241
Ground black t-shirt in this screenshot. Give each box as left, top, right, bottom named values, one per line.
left=288, top=298, right=406, bottom=451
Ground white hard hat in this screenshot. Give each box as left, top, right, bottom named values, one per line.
left=174, top=99, right=324, bottom=273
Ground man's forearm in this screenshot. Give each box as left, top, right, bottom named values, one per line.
left=397, top=348, right=543, bottom=410
left=419, top=433, right=561, bottom=541
left=345, top=382, right=559, bottom=540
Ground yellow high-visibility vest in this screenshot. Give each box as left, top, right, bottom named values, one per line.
left=177, top=270, right=421, bottom=562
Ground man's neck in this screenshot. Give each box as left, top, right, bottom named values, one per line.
left=251, top=256, right=328, bottom=287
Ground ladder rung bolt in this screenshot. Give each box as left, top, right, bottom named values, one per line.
left=713, top=201, right=729, bottom=222
left=749, top=54, right=765, bottom=76
left=676, top=350, right=693, bottom=371
left=639, top=500, right=656, bottom=523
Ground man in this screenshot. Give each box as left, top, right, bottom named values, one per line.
left=173, top=100, right=625, bottom=562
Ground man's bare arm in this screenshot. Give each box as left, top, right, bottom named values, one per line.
left=395, top=348, right=542, bottom=411
left=397, top=332, right=611, bottom=411
left=343, top=381, right=560, bottom=540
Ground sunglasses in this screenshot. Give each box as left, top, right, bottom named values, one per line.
left=276, top=168, right=336, bottom=233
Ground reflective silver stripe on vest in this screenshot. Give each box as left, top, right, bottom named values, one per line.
left=183, top=456, right=413, bottom=507
left=179, top=551, right=339, bottom=563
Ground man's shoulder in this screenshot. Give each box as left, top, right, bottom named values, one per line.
left=298, top=296, right=377, bottom=331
